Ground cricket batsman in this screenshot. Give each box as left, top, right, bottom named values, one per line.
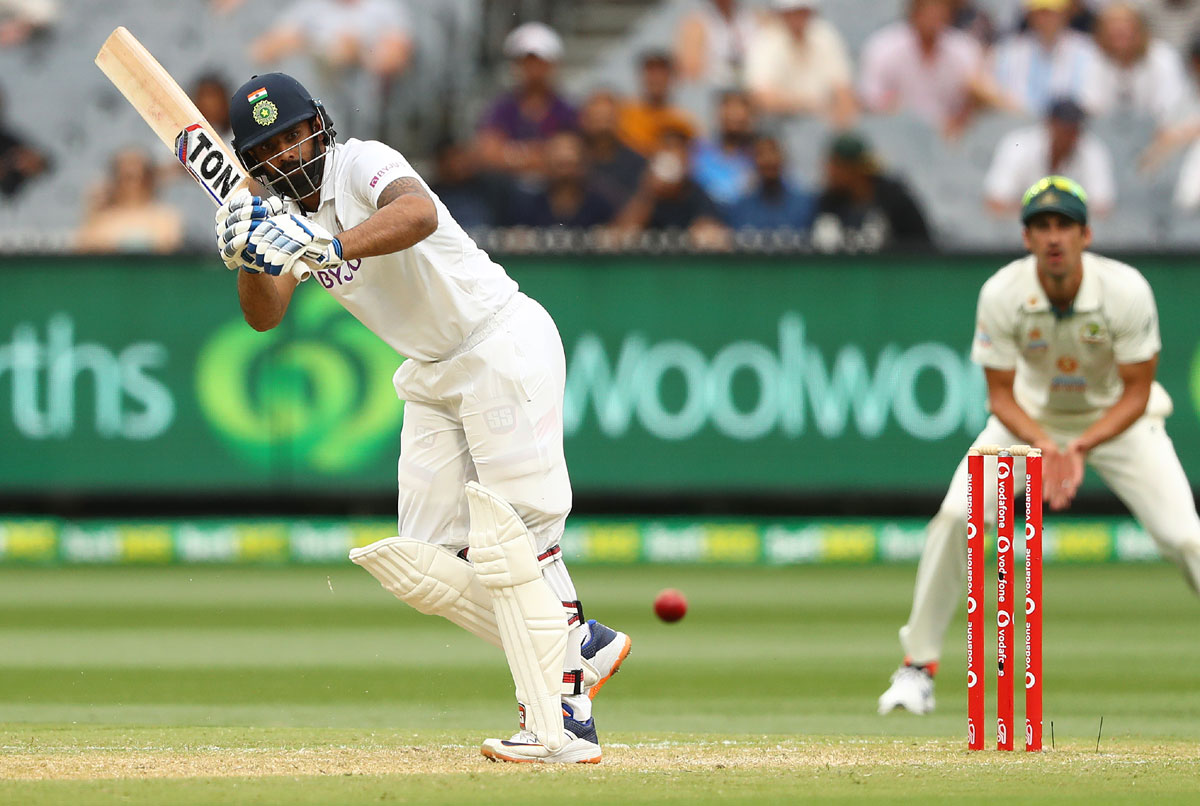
left=878, top=175, right=1200, bottom=715
left=214, top=72, right=630, bottom=762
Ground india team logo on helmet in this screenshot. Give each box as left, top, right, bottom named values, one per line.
left=253, top=100, right=278, bottom=127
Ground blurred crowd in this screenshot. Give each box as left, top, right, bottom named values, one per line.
left=4, top=0, right=1200, bottom=253
left=426, top=0, right=1200, bottom=252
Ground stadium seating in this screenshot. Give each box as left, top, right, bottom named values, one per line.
left=0, top=0, right=1196, bottom=252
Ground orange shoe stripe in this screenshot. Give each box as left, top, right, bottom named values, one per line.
left=588, top=635, right=632, bottom=700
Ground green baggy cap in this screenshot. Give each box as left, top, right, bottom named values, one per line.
left=1021, top=175, right=1088, bottom=225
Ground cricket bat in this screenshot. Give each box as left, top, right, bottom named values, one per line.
left=95, top=26, right=247, bottom=206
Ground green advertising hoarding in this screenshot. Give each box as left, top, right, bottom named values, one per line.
left=0, top=515, right=1163, bottom=567
left=1, top=254, right=1199, bottom=495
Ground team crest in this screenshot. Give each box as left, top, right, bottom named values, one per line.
left=1080, top=322, right=1107, bottom=344
left=1056, top=356, right=1079, bottom=373
left=253, top=99, right=278, bottom=126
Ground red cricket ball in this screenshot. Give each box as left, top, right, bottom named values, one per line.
left=654, top=588, right=688, bottom=623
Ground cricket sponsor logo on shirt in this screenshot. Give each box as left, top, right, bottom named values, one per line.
left=1051, top=355, right=1086, bottom=392
left=1024, top=327, right=1047, bottom=353
left=1056, top=356, right=1079, bottom=373
left=195, top=290, right=402, bottom=473
left=313, top=258, right=363, bottom=289
left=369, top=163, right=405, bottom=189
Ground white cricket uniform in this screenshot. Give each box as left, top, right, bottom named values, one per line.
left=293, top=138, right=572, bottom=554
left=900, top=252, right=1200, bottom=665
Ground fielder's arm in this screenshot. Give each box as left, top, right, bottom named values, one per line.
left=984, top=367, right=1077, bottom=510
left=335, top=176, right=437, bottom=260
left=1068, top=356, right=1157, bottom=454
left=983, top=367, right=1054, bottom=450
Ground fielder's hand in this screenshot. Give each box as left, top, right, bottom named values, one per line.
left=240, top=213, right=343, bottom=280
left=214, top=189, right=284, bottom=272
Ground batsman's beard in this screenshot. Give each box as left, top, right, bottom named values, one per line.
left=251, top=129, right=328, bottom=201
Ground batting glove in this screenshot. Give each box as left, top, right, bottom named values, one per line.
left=241, top=213, right=343, bottom=280
left=214, top=190, right=284, bottom=272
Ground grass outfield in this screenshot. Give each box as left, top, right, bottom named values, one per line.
left=0, top=563, right=1197, bottom=803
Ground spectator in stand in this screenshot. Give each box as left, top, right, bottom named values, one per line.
left=984, top=98, right=1115, bottom=217
left=811, top=132, right=932, bottom=250
left=476, top=22, right=577, bottom=180
left=745, top=0, right=857, bottom=128
left=614, top=128, right=730, bottom=249
left=190, top=72, right=232, bottom=140
left=76, top=147, right=183, bottom=254
left=724, top=135, right=815, bottom=231
left=1151, top=36, right=1200, bottom=211
left=504, top=131, right=615, bottom=228
left=1091, top=3, right=1190, bottom=127
left=859, top=0, right=991, bottom=138
left=1064, top=0, right=1099, bottom=33
left=949, top=0, right=997, bottom=45
left=690, top=89, right=758, bottom=207
left=250, top=0, right=413, bottom=140
left=1139, top=0, right=1200, bottom=53
left=1141, top=34, right=1200, bottom=171
left=674, top=0, right=760, bottom=87
left=0, top=85, right=49, bottom=199
left=429, top=139, right=508, bottom=231
left=0, top=0, right=57, bottom=47
left=991, top=0, right=1103, bottom=116
left=578, top=88, right=646, bottom=209
left=618, top=51, right=699, bottom=156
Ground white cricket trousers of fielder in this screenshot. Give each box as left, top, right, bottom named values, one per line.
left=900, top=413, right=1200, bottom=666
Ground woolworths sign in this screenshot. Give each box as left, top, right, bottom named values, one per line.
left=563, top=313, right=988, bottom=443
left=2, top=255, right=1198, bottom=494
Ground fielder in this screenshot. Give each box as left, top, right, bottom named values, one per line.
left=878, top=175, right=1200, bottom=715
left=214, top=72, right=631, bottom=762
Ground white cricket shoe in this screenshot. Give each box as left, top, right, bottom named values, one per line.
left=481, top=704, right=602, bottom=764
left=877, top=665, right=936, bottom=715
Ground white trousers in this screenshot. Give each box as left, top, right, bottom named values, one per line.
left=391, top=293, right=572, bottom=555
left=900, top=414, right=1200, bottom=665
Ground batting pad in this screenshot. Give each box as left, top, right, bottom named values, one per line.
left=466, top=481, right=569, bottom=751
left=349, top=537, right=502, bottom=648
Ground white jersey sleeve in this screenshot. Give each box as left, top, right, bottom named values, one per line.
left=1108, top=270, right=1161, bottom=365
left=340, top=139, right=423, bottom=210
left=970, top=269, right=1019, bottom=370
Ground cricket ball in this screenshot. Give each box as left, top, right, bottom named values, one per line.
left=654, top=588, right=687, bottom=623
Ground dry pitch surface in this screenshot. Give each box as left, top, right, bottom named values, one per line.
left=2, top=732, right=1199, bottom=805
left=3, top=737, right=1199, bottom=780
